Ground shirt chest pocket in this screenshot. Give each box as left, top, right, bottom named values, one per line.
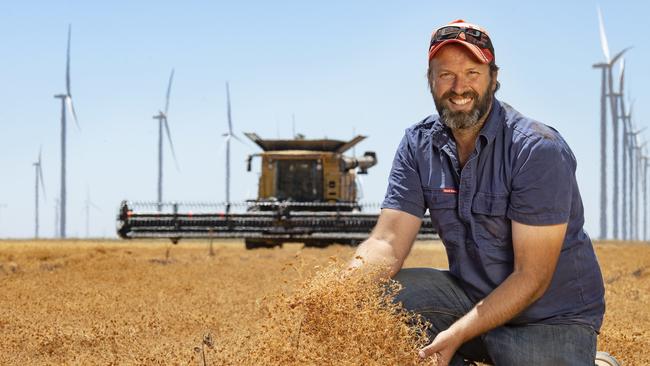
left=471, top=192, right=511, bottom=247
left=424, top=189, right=460, bottom=243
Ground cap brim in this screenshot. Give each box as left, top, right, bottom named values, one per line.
left=428, top=39, right=491, bottom=64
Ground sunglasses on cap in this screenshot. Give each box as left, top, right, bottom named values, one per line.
left=429, top=26, right=493, bottom=52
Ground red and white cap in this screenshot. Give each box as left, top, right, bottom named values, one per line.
left=428, top=19, right=495, bottom=64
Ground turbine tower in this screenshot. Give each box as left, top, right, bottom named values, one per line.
left=33, top=148, right=47, bottom=238
left=641, top=155, right=650, bottom=241
left=83, top=188, right=101, bottom=238
left=53, top=24, right=80, bottom=238
left=617, top=58, right=632, bottom=240
left=54, top=199, right=60, bottom=237
left=624, top=101, right=639, bottom=238
left=593, top=6, right=629, bottom=239
left=632, top=138, right=647, bottom=240
left=152, top=69, right=179, bottom=211
left=222, top=82, right=245, bottom=213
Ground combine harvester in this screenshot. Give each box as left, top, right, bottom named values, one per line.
left=117, top=133, right=436, bottom=248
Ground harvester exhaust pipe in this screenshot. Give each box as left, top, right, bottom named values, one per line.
left=342, top=151, right=377, bottom=174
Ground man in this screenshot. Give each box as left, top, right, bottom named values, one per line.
left=349, top=20, right=606, bottom=365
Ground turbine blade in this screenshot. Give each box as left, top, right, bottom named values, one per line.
left=66, top=24, right=72, bottom=96
left=164, top=69, right=174, bottom=115
left=39, top=164, right=47, bottom=201
left=37, top=145, right=46, bottom=200
left=226, top=82, right=233, bottom=134
left=66, top=96, right=81, bottom=131
left=610, top=47, right=631, bottom=66
left=597, top=6, right=610, bottom=62
left=214, top=138, right=228, bottom=160
left=163, top=117, right=180, bottom=171
left=225, top=133, right=254, bottom=150
left=90, top=201, right=102, bottom=211
left=231, top=132, right=250, bottom=147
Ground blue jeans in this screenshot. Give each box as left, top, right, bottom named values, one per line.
left=393, top=268, right=597, bottom=366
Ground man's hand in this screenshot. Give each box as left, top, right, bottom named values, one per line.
left=348, top=208, right=421, bottom=278
left=418, top=329, right=463, bottom=365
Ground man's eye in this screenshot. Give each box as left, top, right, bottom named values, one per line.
left=439, top=73, right=454, bottom=80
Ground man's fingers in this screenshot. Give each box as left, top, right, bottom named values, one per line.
left=418, top=342, right=439, bottom=359
left=419, top=342, right=451, bottom=365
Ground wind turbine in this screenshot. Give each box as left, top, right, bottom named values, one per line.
left=33, top=148, right=47, bottom=238
left=53, top=24, right=80, bottom=238
left=618, top=59, right=628, bottom=239
left=640, top=155, right=650, bottom=241
left=152, top=69, right=179, bottom=211
left=83, top=187, right=101, bottom=238
left=593, top=7, right=608, bottom=239
left=632, top=137, right=647, bottom=240
left=624, top=101, right=639, bottom=238
left=54, top=199, right=60, bottom=237
left=593, top=6, right=630, bottom=239
left=222, top=82, right=245, bottom=213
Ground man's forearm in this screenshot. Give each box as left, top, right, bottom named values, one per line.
left=347, top=208, right=421, bottom=278
left=348, top=237, right=402, bottom=278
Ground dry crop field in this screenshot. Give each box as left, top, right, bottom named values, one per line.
left=0, top=239, right=648, bottom=365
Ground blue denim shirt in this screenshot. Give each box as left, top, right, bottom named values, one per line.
left=382, top=99, right=605, bottom=331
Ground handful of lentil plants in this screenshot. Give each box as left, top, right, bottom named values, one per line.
left=211, top=263, right=436, bottom=365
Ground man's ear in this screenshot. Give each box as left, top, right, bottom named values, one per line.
left=491, top=71, right=499, bottom=92
left=427, top=66, right=436, bottom=94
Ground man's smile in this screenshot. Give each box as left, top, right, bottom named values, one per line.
left=449, top=95, right=473, bottom=106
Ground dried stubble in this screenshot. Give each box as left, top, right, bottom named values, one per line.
left=0, top=240, right=648, bottom=365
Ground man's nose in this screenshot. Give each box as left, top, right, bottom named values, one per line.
left=450, top=75, right=470, bottom=95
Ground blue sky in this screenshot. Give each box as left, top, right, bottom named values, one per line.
left=1, top=0, right=648, bottom=238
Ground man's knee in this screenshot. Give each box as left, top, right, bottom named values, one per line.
left=393, top=267, right=451, bottom=288
left=392, top=268, right=470, bottom=316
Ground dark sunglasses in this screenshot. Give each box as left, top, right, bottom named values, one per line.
left=430, top=26, right=493, bottom=51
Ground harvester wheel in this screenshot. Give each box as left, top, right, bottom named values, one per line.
left=304, top=240, right=335, bottom=248
left=245, top=239, right=282, bottom=250
left=304, top=239, right=361, bottom=247
left=344, top=239, right=362, bottom=246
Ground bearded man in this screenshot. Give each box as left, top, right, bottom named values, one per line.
left=349, top=20, right=607, bottom=365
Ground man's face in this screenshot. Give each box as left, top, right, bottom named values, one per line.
left=429, top=44, right=497, bottom=130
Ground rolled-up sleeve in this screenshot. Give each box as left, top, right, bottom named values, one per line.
left=381, top=133, right=426, bottom=218
left=507, top=136, right=574, bottom=225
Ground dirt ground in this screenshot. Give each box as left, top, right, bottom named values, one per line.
left=0, top=239, right=647, bottom=365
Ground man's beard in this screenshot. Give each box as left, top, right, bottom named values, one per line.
left=434, top=84, right=493, bottom=130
